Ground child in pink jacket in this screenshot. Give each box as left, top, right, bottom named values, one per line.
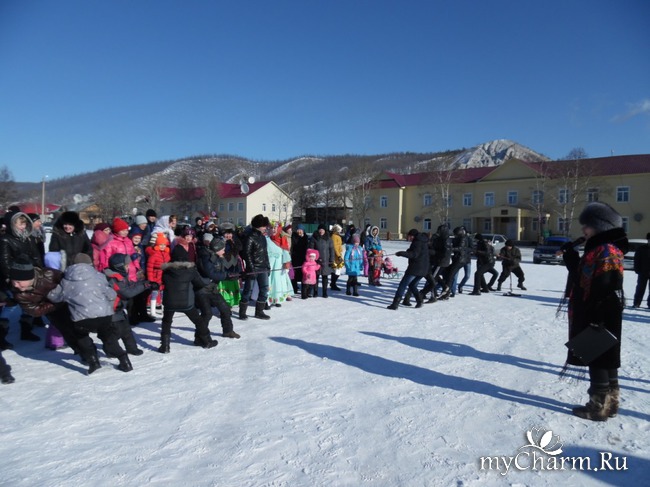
left=301, top=249, right=321, bottom=299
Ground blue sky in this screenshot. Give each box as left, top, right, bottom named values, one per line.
left=1, top=0, right=648, bottom=183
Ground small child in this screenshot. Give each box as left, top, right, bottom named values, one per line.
left=47, top=254, right=132, bottom=374
left=146, top=232, right=170, bottom=317
left=43, top=251, right=67, bottom=350
left=104, top=253, right=156, bottom=356
left=344, top=235, right=364, bottom=296
left=301, top=250, right=321, bottom=299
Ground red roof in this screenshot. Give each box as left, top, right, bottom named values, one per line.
left=373, top=154, right=650, bottom=189
left=9, top=203, right=62, bottom=214
left=158, top=181, right=270, bottom=201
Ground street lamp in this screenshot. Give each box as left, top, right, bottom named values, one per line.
left=41, top=175, right=48, bottom=218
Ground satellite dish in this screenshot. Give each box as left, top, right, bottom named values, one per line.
left=240, top=182, right=250, bottom=194
left=248, top=176, right=255, bottom=184
left=633, top=213, right=643, bottom=222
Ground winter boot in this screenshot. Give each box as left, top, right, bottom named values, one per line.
left=195, top=334, right=219, bottom=349
left=20, top=319, right=40, bottom=341
left=87, top=354, right=102, bottom=375
left=387, top=296, right=400, bottom=310
left=496, top=282, right=502, bottom=292
left=402, top=291, right=413, bottom=307
left=572, top=388, right=610, bottom=421
left=117, top=354, right=133, bottom=372
left=439, top=286, right=451, bottom=300
left=158, top=334, right=171, bottom=354
left=330, top=274, right=341, bottom=291
left=353, top=285, right=359, bottom=297
left=322, top=276, right=329, bottom=298
left=238, top=302, right=248, bottom=321
left=470, top=288, right=481, bottom=296
left=607, top=382, right=620, bottom=418
left=517, top=281, right=527, bottom=290
left=2, top=372, right=16, bottom=384
left=301, top=286, right=309, bottom=299
left=223, top=330, right=241, bottom=339
left=414, top=292, right=424, bottom=309
left=120, top=322, right=143, bottom=355
left=0, top=318, right=13, bottom=350
left=254, top=301, right=270, bottom=320
left=346, top=282, right=351, bottom=296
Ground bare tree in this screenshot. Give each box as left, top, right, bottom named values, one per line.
left=421, top=155, right=457, bottom=226
left=525, top=161, right=551, bottom=243
left=551, top=148, right=594, bottom=236
left=201, top=175, right=220, bottom=218
left=344, top=159, right=379, bottom=227
left=94, top=175, right=134, bottom=222
left=138, top=175, right=166, bottom=212
left=0, top=166, right=15, bottom=211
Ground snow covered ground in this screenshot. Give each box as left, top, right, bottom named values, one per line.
left=1, top=240, right=649, bottom=486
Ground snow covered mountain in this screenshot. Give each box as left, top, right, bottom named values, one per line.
left=454, top=139, right=550, bottom=168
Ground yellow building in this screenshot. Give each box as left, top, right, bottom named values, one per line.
left=366, top=154, right=650, bottom=241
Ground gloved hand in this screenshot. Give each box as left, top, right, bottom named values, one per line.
left=146, top=281, right=160, bottom=291
left=131, top=253, right=140, bottom=262
left=395, top=251, right=406, bottom=257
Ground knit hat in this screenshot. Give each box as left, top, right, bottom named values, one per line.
left=284, top=224, right=292, bottom=232
left=9, top=257, right=35, bottom=281
left=203, top=233, right=214, bottom=243
left=407, top=228, right=419, bottom=237
left=134, top=215, right=147, bottom=226
left=94, top=222, right=110, bottom=232
left=352, top=234, right=360, bottom=243
left=296, top=224, right=305, bottom=232
left=129, top=226, right=145, bottom=237
left=112, top=217, right=130, bottom=233
left=505, top=239, right=514, bottom=247
left=579, top=202, right=623, bottom=234
left=251, top=214, right=269, bottom=228
left=210, top=237, right=226, bottom=253
left=27, top=213, right=40, bottom=222
left=219, top=222, right=236, bottom=234
left=317, top=224, right=327, bottom=232
left=155, top=232, right=170, bottom=247
left=146, top=209, right=157, bottom=218
left=181, top=226, right=196, bottom=237
left=108, top=253, right=130, bottom=277
left=44, top=251, right=63, bottom=271
left=307, top=250, right=318, bottom=258
left=73, top=253, right=92, bottom=265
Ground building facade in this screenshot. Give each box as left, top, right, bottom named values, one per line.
left=366, top=154, right=650, bottom=241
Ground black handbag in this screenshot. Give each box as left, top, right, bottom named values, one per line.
left=565, top=325, right=618, bottom=365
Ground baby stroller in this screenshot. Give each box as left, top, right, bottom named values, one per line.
left=382, top=256, right=401, bottom=279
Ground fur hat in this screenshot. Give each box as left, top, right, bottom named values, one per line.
left=146, top=209, right=157, bottom=218
left=9, top=257, right=35, bottom=281
left=112, top=218, right=130, bottom=233
left=579, top=202, right=623, bottom=234
left=505, top=239, right=514, bottom=247
left=59, top=211, right=81, bottom=226
left=407, top=228, right=419, bottom=237
left=134, top=215, right=147, bottom=226
left=181, top=226, right=196, bottom=238
left=219, top=222, right=236, bottom=234
left=210, top=237, right=226, bottom=253
left=317, top=224, right=327, bottom=232
left=474, top=233, right=484, bottom=241
left=251, top=214, right=269, bottom=228
left=331, top=224, right=342, bottom=234
left=27, top=213, right=40, bottom=222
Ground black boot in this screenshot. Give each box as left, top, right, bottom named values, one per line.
left=255, top=301, right=270, bottom=320
left=330, top=274, right=341, bottom=291
left=402, top=291, right=413, bottom=306
left=20, top=320, right=40, bottom=341
left=194, top=334, right=219, bottom=349
left=0, top=318, right=13, bottom=350
left=120, top=322, right=143, bottom=355
left=117, top=354, right=133, bottom=372
left=322, top=276, right=329, bottom=298
left=496, top=282, right=502, bottom=291
left=414, top=292, right=423, bottom=309
left=1, top=372, right=15, bottom=384
left=158, top=334, right=171, bottom=354
left=387, top=296, right=400, bottom=310
left=238, top=302, right=248, bottom=321
left=87, top=354, right=102, bottom=375
left=346, top=283, right=351, bottom=295
left=353, top=285, right=359, bottom=297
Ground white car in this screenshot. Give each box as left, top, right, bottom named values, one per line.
left=479, top=233, right=508, bottom=254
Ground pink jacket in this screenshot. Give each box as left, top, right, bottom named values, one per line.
left=302, top=249, right=321, bottom=285
left=98, top=233, right=140, bottom=281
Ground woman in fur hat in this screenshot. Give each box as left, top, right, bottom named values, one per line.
left=561, top=202, right=628, bottom=421
left=49, top=211, right=93, bottom=265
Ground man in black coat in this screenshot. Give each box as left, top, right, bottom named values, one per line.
left=387, top=229, right=429, bottom=310
left=469, top=234, right=499, bottom=295
left=496, top=240, right=526, bottom=291
left=290, top=225, right=309, bottom=295
left=633, top=232, right=650, bottom=308
left=239, top=214, right=271, bottom=320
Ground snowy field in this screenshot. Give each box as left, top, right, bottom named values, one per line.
left=1, top=240, right=649, bottom=487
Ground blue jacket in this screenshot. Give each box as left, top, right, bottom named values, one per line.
left=344, top=244, right=364, bottom=276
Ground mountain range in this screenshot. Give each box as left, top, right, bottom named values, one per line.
left=15, top=139, right=548, bottom=207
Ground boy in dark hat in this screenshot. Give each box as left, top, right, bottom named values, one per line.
left=239, top=214, right=271, bottom=320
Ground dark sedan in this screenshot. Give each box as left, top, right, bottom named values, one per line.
left=533, top=236, right=572, bottom=264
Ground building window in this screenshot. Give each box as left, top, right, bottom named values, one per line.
left=282, top=205, right=287, bottom=212
left=262, top=203, right=267, bottom=211
left=423, top=218, right=432, bottom=231
left=228, top=202, right=234, bottom=211
left=463, top=193, right=473, bottom=207
left=272, top=204, right=276, bottom=212
left=621, top=217, right=629, bottom=232
left=219, top=203, right=224, bottom=212
left=616, top=186, right=630, bottom=203
left=380, top=218, right=387, bottom=229
left=483, top=219, right=492, bottom=232
left=380, top=196, right=388, bottom=208
left=507, top=191, right=518, bottom=205
left=558, top=217, right=569, bottom=234
left=237, top=217, right=244, bottom=226
left=532, top=190, right=544, bottom=205
left=587, top=187, right=599, bottom=202
left=484, top=192, right=495, bottom=207
left=558, top=188, right=569, bottom=205
left=462, top=218, right=471, bottom=232
left=237, top=202, right=244, bottom=211
left=532, top=218, right=539, bottom=232
left=423, top=194, right=432, bottom=207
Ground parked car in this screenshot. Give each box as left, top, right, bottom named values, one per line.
left=533, top=236, right=572, bottom=264
left=624, top=239, right=647, bottom=271
left=480, top=233, right=508, bottom=254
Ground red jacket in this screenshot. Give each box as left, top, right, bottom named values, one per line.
left=146, top=245, right=170, bottom=288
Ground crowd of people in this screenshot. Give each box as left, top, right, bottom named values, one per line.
left=0, top=201, right=639, bottom=423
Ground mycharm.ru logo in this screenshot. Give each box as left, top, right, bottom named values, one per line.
left=479, top=427, right=628, bottom=476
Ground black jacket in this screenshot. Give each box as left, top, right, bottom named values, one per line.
left=475, top=239, right=495, bottom=266
left=397, top=233, right=430, bottom=277
left=161, top=261, right=207, bottom=312
left=633, top=243, right=650, bottom=277
left=0, top=212, right=43, bottom=284
left=290, top=232, right=309, bottom=270
left=309, top=231, right=335, bottom=276
left=430, top=226, right=452, bottom=268
left=498, top=246, right=522, bottom=269
left=49, top=211, right=93, bottom=263
left=241, top=227, right=270, bottom=273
